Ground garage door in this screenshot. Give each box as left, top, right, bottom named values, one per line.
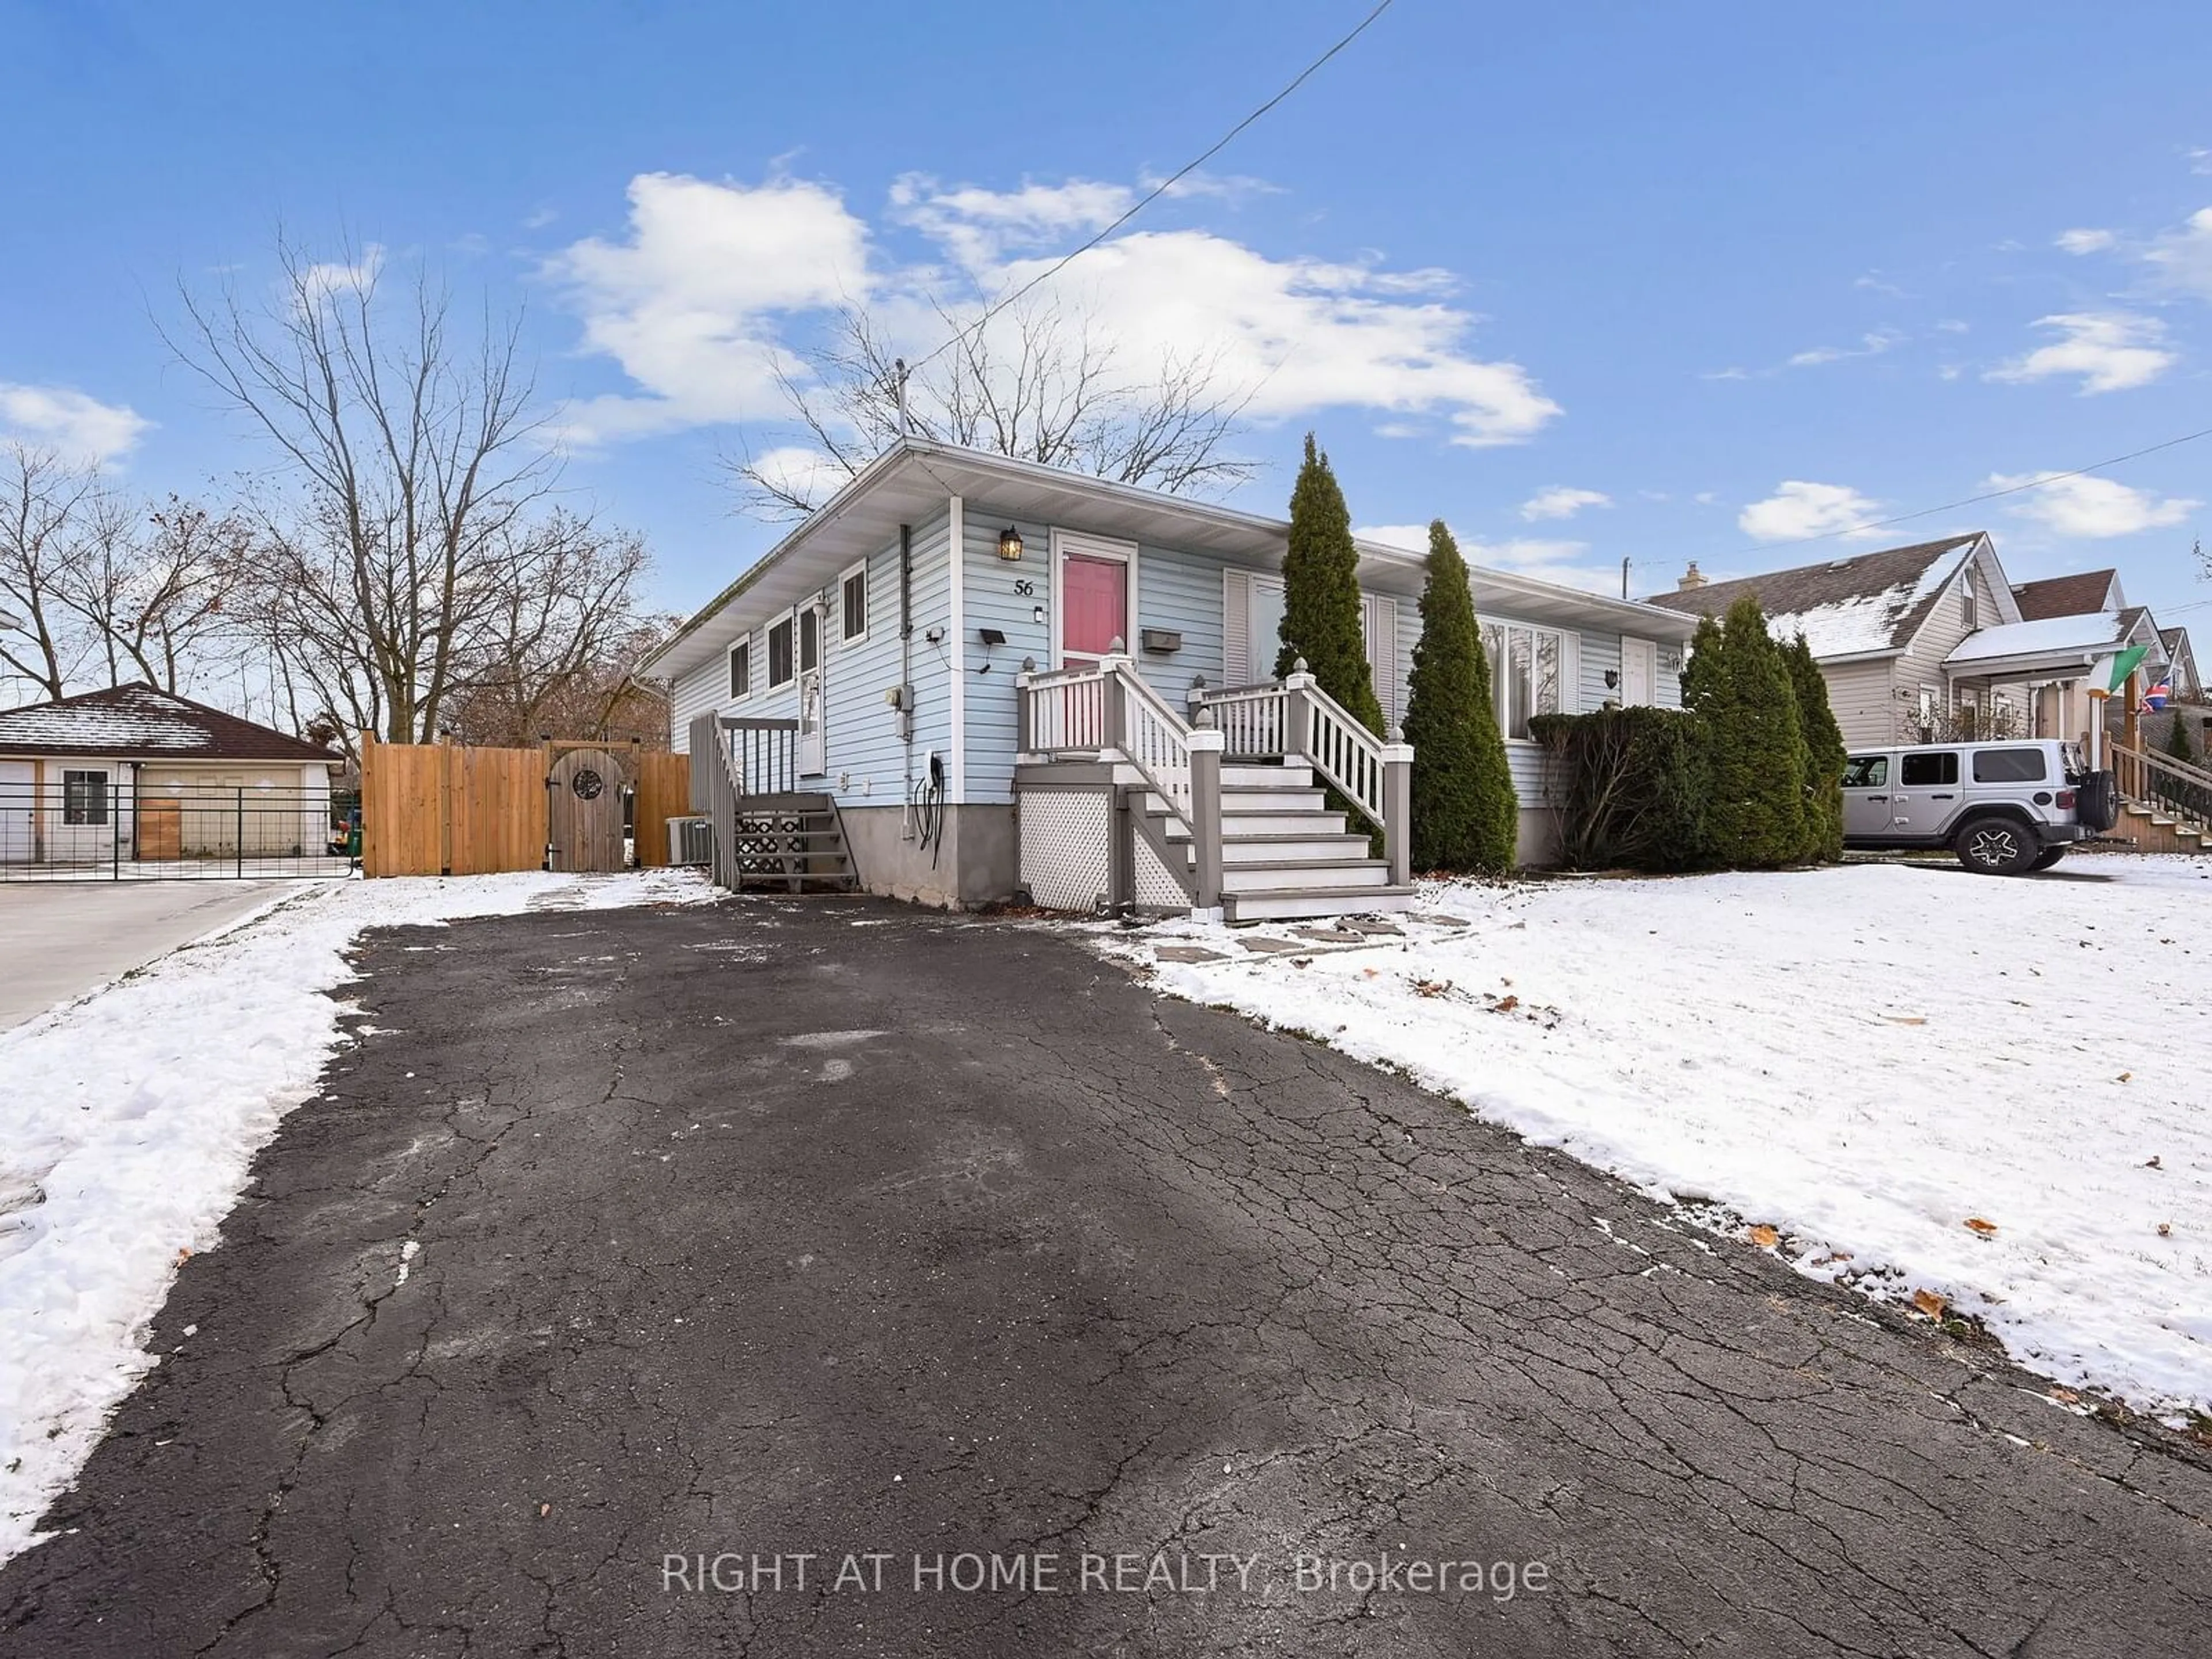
left=0, top=760, right=30, bottom=863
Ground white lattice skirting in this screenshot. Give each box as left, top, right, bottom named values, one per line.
left=1134, top=834, right=1190, bottom=908
left=1018, top=790, right=1112, bottom=912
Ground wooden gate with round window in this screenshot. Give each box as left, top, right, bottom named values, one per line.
left=547, top=745, right=630, bottom=872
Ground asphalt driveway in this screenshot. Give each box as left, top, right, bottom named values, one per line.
left=2, top=897, right=2207, bottom=1656
left=0, top=880, right=309, bottom=1030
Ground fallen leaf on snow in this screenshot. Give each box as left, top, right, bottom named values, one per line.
left=2116, top=1071, right=2133, bottom=1084
left=2158, top=1222, right=2173, bottom=1238
left=1492, top=994, right=1520, bottom=1013
left=2145, top=1155, right=2162, bottom=1169
left=1361, top=966, right=1380, bottom=978
left=1911, top=1289, right=1949, bottom=1320
left=1883, top=1015, right=1927, bottom=1027
left=1964, top=1217, right=1998, bottom=1237
left=1748, top=1224, right=1780, bottom=1248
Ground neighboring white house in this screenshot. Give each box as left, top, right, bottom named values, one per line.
left=1645, top=535, right=2172, bottom=749
left=649, top=438, right=1700, bottom=915
left=0, top=684, right=340, bottom=865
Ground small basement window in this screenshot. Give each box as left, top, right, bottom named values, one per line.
left=63, top=769, right=109, bottom=826
left=767, top=617, right=795, bottom=687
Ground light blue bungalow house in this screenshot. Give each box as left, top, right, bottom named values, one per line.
left=647, top=439, right=1698, bottom=919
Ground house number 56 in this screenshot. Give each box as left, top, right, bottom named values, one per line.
left=1012, top=578, right=1036, bottom=596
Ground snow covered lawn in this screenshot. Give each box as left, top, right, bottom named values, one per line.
left=0, top=867, right=715, bottom=1563
left=1100, top=857, right=2212, bottom=1423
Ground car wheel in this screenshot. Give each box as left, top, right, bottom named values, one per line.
left=2029, top=846, right=2067, bottom=872
left=1954, top=817, right=2037, bottom=876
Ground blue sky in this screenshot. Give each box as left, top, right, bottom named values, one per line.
left=6, top=0, right=2212, bottom=642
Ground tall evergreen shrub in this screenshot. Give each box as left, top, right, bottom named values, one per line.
left=1403, top=519, right=1518, bottom=870
left=1277, top=434, right=1384, bottom=735
left=1783, top=633, right=1847, bottom=861
left=1684, top=595, right=1812, bottom=867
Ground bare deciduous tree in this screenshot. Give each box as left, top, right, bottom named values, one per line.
left=60, top=495, right=251, bottom=694
left=437, top=511, right=671, bottom=747
left=166, top=237, right=559, bottom=749
left=729, top=296, right=1257, bottom=520
left=0, top=443, right=100, bottom=701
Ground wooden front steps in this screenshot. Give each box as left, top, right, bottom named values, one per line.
left=2112, top=801, right=2210, bottom=855
left=729, top=791, right=858, bottom=893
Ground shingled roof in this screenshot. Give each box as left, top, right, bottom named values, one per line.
left=0, top=684, right=340, bottom=763
left=2010, top=569, right=2119, bottom=621
left=1641, top=534, right=1984, bottom=658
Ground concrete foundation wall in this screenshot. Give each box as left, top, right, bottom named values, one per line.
left=1514, top=806, right=1559, bottom=868
left=837, top=803, right=1016, bottom=910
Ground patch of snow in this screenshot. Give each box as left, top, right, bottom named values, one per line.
left=1107, top=860, right=2212, bottom=1421
left=0, top=866, right=717, bottom=1563
left=1945, top=611, right=2126, bottom=665
left=1765, top=547, right=1970, bottom=658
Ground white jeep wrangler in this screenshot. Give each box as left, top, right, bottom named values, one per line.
left=1840, top=739, right=2118, bottom=874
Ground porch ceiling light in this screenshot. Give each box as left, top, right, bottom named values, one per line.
left=997, top=525, right=1024, bottom=562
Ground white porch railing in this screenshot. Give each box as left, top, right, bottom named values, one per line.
left=1193, top=681, right=1290, bottom=758
left=1017, top=653, right=1416, bottom=910
left=1116, top=667, right=1198, bottom=827
left=1021, top=664, right=1111, bottom=753
left=1194, top=661, right=1411, bottom=862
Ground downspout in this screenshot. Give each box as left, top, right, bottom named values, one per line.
left=899, top=521, right=914, bottom=839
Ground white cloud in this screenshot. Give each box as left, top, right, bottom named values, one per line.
left=737, top=444, right=849, bottom=507
left=1987, top=472, right=2201, bottom=539
left=546, top=172, right=873, bottom=444
left=2054, top=228, right=2116, bottom=255
left=522, top=206, right=559, bottom=230
left=297, top=244, right=384, bottom=312
left=1854, top=273, right=1909, bottom=298
left=2188, top=149, right=2212, bottom=177
left=0, top=382, right=152, bottom=465
left=550, top=169, right=1561, bottom=451
left=1358, top=522, right=1623, bottom=594
left=1737, top=481, right=1885, bottom=543
left=1935, top=319, right=1971, bottom=334
left=1520, top=486, right=1611, bottom=521
left=1985, top=312, right=2176, bottom=395
left=1784, top=328, right=1904, bottom=369
left=2144, top=206, right=2212, bottom=299
left=1355, top=523, right=1432, bottom=554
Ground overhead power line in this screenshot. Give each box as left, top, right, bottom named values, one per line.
left=1739, top=421, right=2212, bottom=554
left=903, top=0, right=1399, bottom=381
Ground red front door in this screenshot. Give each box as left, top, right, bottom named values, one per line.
left=1061, top=552, right=1127, bottom=667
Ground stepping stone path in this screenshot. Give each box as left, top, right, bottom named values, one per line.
left=1335, top=919, right=1406, bottom=935
left=1290, top=927, right=1369, bottom=944
left=1152, top=945, right=1229, bottom=963
left=1236, top=935, right=1309, bottom=955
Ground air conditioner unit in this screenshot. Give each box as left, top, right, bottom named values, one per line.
left=667, top=815, right=714, bottom=866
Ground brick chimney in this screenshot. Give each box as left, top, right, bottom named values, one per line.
left=1677, top=561, right=1709, bottom=590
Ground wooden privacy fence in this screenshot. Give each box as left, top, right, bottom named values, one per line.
left=361, top=736, right=691, bottom=877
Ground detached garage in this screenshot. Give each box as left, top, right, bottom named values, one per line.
left=0, top=684, right=342, bottom=869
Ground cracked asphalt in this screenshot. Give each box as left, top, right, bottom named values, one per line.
left=3, top=896, right=2210, bottom=1657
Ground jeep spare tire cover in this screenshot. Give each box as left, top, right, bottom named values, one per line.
left=2077, top=770, right=2119, bottom=832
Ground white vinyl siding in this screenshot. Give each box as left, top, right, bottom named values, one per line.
left=663, top=512, right=953, bottom=804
